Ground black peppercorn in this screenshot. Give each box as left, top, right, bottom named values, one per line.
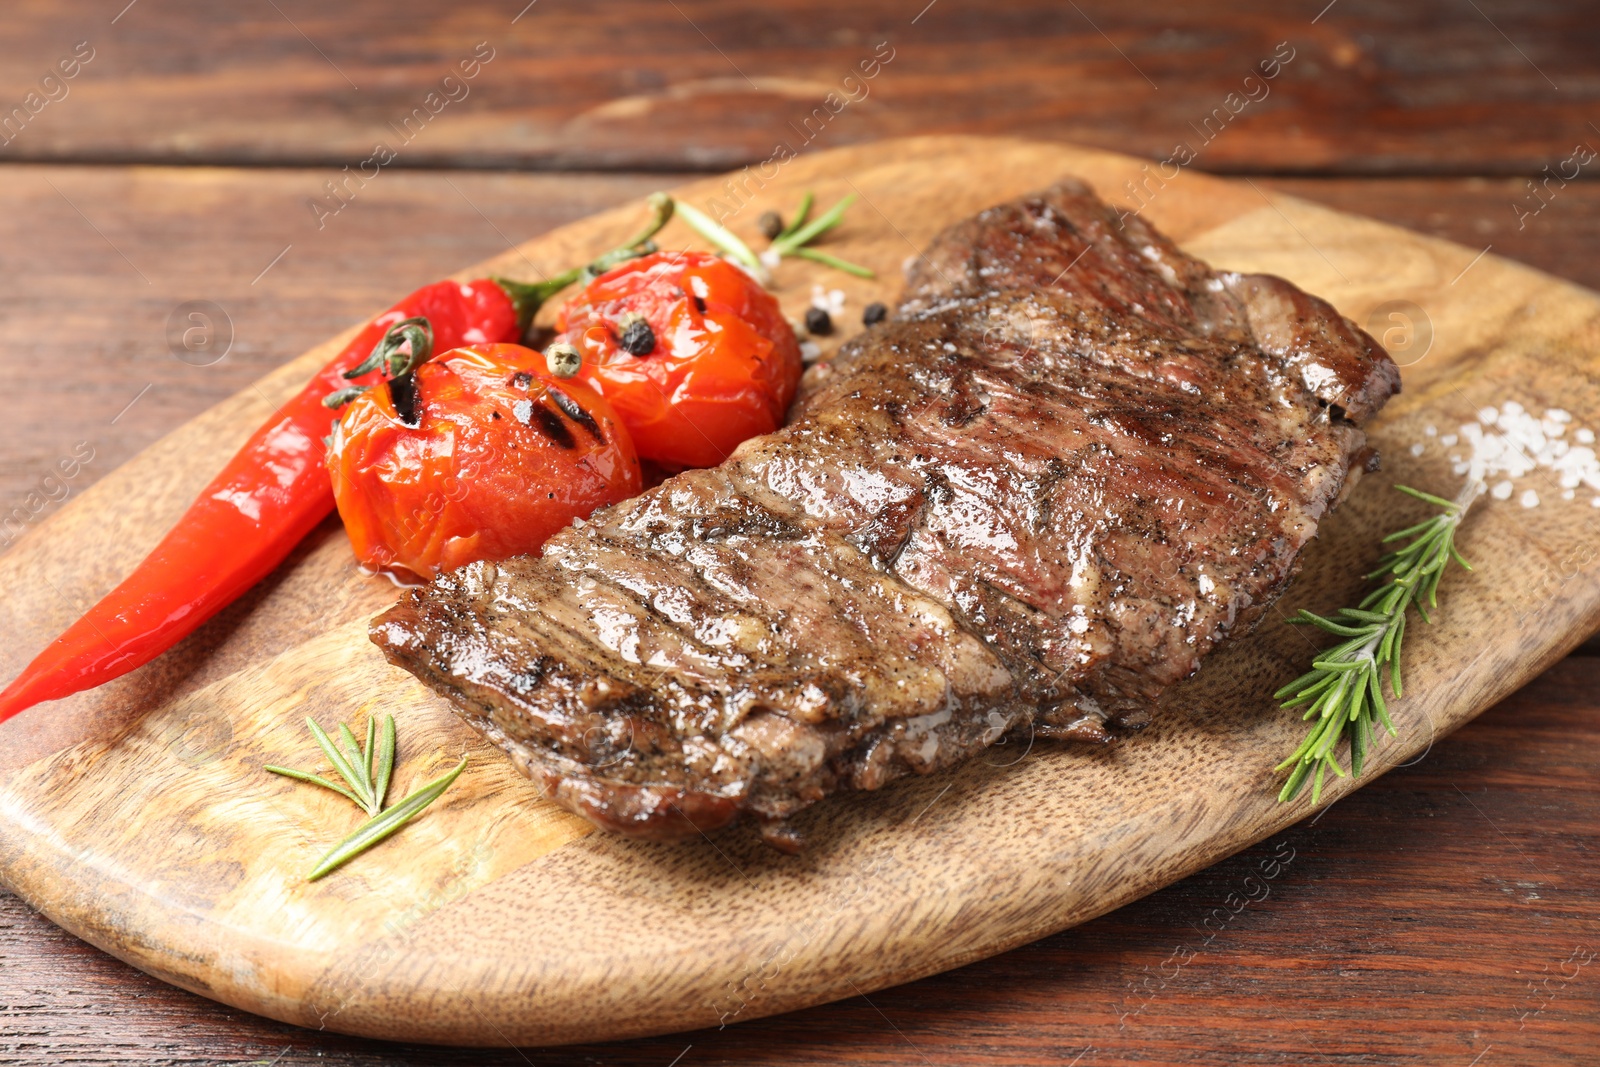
left=804, top=307, right=833, bottom=336
left=620, top=318, right=656, bottom=356
left=758, top=210, right=784, bottom=240
left=862, top=301, right=888, bottom=326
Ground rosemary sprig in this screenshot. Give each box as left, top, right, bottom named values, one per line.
left=1274, top=483, right=1477, bottom=804
left=308, top=757, right=468, bottom=881
left=265, top=713, right=465, bottom=880
left=669, top=190, right=875, bottom=282
left=266, top=714, right=394, bottom=816
left=767, top=192, right=875, bottom=278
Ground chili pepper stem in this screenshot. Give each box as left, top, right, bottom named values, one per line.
left=492, top=269, right=583, bottom=334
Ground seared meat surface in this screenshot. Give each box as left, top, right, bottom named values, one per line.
left=372, top=179, right=1400, bottom=848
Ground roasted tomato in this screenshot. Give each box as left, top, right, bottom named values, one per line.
left=327, top=343, right=640, bottom=579
left=554, top=250, right=802, bottom=469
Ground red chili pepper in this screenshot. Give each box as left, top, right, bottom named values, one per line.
left=0, top=196, right=674, bottom=723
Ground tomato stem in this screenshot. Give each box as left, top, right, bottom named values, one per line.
left=493, top=193, right=677, bottom=333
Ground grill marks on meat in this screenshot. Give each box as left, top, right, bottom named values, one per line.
left=372, top=178, right=1400, bottom=848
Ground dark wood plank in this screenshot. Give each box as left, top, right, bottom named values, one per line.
left=0, top=164, right=680, bottom=538
left=0, top=0, right=1595, bottom=174
left=3, top=656, right=1595, bottom=1065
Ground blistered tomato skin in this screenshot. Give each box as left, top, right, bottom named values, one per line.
left=327, top=343, right=641, bottom=580
left=555, top=251, right=802, bottom=469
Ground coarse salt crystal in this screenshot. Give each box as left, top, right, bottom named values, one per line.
left=1444, top=403, right=1600, bottom=511
left=1409, top=443, right=1425, bottom=457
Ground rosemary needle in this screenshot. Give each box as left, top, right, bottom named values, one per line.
left=1274, top=483, right=1478, bottom=803
left=338, top=722, right=370, bottom=797
left=777, top=190, right=814, bottom=240
left=789, top=246, right=877, bottom=278
left=372, top=713, right=396, bottom=812
left=259, top=764, right=364, bottom=810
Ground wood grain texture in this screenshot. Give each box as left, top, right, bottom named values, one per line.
left=3, top=657, right=1595, bottom=1065
left=0, top=166, right=679, bottom=517
left=1, top=136, right=1599, bottom=1047
left=0, top=0, right=1596, bottom=174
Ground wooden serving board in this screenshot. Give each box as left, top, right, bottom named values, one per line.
left=1, top=136, right=1597, bottom=1047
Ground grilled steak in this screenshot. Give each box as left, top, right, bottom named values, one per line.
left=372, top=179, right=1400, bottom=849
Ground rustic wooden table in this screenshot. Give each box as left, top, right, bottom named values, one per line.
left=2, top=2, right=1597, bottom=1064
